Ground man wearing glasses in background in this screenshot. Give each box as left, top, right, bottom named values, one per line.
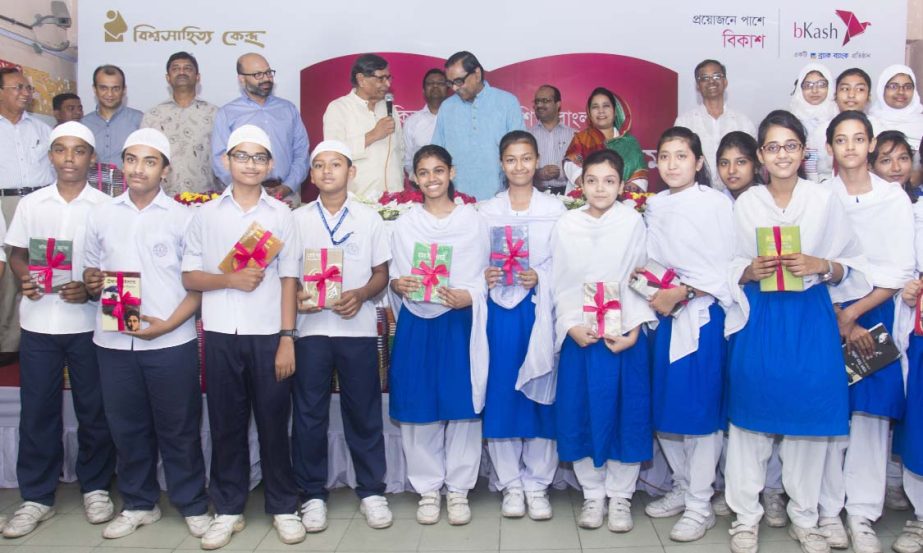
left=0, top=68, right=55, bottom=368
left=211, top=53, right=309, bottom=203
left=674, top=59, right=756, bottom=190
left=402, top=69, right=449, bottom=179
left=528, top=85, right=574, bottom=195
left=82, top=64, right=143, bottom=168
left=323, top=53, right=405, bottom=198
left=432, top=50, right=525, bottom=200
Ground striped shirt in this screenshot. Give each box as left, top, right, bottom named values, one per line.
left=529, top=122, right=575, bottom=191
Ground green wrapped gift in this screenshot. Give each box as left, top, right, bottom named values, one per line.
left=407, top=242, right=452, bottom=304
left=757, top=226, right=804, bottom=292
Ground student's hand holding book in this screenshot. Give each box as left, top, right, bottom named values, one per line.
left=225, top=267, right=264, bottom=292
left=58, top=281, right=89, bottom=304
left=332, top=289, right=365, bottom=319
left=603, top=325, right=640, bottom=354
left=18, top=273, right=42, bottom=301
left=83, top=268, right=104, bottom=299
left=568, top=325, right=598, bottom=348
left=436, top=288, right=471, bottom=309
left=902, top=278, right=923, bottom=308
left=125, top=315, right=171, bottom=340
left=845, top=323, right=875, bottom=359
left=484, top=267, right=503, bottom=289
left=741, top=255, right=779, bottom=283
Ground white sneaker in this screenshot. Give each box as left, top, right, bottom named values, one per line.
left=789, top=524, right=832, bottom=553
left=577, top=498, right=606, bottom=529
left=274, top=513, right=306, bottom=545
left=524, top=490, right=552, bottom=520
left=200, top=514, right=245, bottom=550
left=102, top=506, right=162, bottom=539
left=607, top=497, right=633, bottom=533
left=300, top=499, right=327, bottom=533
left=712, top=491, right=732, bottom=516
left=670, top=509, right=716, bottom=542
left=886, top=485, right=912, bottom=511
left=185, top=514, right=211, bottom=538
left=3, top=502, right=55, bottom=538
left=761, top=490, right=788, bottom=528
left=893, top=519, right=923, bottom=553
left=416, top=491, right=441, bottom=525
left=847, top=515, right=882, bottom=553
left=446, top=491, right=471, bottom=525
left=501, top=488, right=525, bottom=518
left=360, top=495, right=393, bottom=529
left=644, top=487, right=685, bottom=518
left=729, top=520, right=759, bottom=553
left=83, top=490, right=115, bottom=524
left=819, top=516, right=849, bottom=549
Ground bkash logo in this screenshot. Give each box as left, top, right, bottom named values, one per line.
left=792, top=10, right=871, bottom=45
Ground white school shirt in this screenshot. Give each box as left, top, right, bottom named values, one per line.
left=402, top=106, right=437, bottom=177
left=675, top=104, right=756, bottom=190
left=4, top=183, right=109, bottom=334
left=181, top=186, right=300, bottom=335
left=84, top=190, right=197, bottom=350
left=294, top=196, right=391, bottom=338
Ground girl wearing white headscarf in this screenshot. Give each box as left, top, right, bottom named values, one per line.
left=870, top=64, right=923, bottom=156
left=791, top=63, right=839, bottom=183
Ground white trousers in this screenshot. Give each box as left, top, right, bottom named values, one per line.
left=658, top=431, right=723, bottom=516
left=716, top=431, right=783, bottom=493
left=487, top=437, right=558, bottom=492
left=573, top=457, right=640, bottom=500
left=818, top=413, right=889, bottom=520
left=725, top=423, right=828, bottom=528
left=400, top=419, right=482, bottom=494
left=903, top=467, right=923, bottom=520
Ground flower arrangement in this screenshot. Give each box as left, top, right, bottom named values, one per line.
left=174, top=191, right=220, bottom=205
left=358, top=189, right=478, bottom=220
left=624, top=191, right=655, bottom=213
left=560, top=188, right=586, bottom=210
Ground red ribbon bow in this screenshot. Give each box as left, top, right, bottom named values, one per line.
left=101, top=272, right=141, bottom=331
left=490, top=226, right=528, bottom=285
left=303, top=249, right=342, bottom=308
left=411, top=243, right=449, bottom=302
left=772, top=226, right=785, bottom=291
left=233, top=230, right=273, bottom=272
left=639, top=267, right=678, bottom=290
left=583, top=282, right=621, bottom=337
left=28, top=238, right=72, bottom=293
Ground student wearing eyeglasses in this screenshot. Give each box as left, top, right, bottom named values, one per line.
left=675, top=59, right=756, bottom=191
left=870, top=65, right=923, bottom=165
left=211, top=53, right=309, bottom=204
left=788, top=64, right=838, bottom=183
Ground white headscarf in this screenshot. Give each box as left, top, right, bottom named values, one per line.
left=789, top=63, right=839, bottom=131
left=869, top=65, right=923, bottom=152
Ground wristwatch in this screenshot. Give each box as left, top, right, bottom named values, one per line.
left=820, top=260, right=835, bottom=283
left=279, top=329, right=297, bottom=339
left=684, top=284, right=696, bottom=302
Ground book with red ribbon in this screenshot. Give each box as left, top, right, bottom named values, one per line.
left=218, top=221, right=284, bottom=274
left=101, top=271, right=141, bottom=332
left=407, top=242, right=452, bottom=304
left=489, top=225, right=529, bottom=287
left=302, top=248, right=343, bottom=309
left=28, top=237, right=73, bottom=293
left=756, top=226, right=804, bottom=292
left=583, top=281, right=621, bottom=338
left=628, top=260, right=685, bottom=316
left=844, top=323, right=901, bottom=385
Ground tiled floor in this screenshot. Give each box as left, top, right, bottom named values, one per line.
left=0, top=481, right=914, bottom=552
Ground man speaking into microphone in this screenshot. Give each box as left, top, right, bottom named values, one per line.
left=323, top=54, right=405, bottom=198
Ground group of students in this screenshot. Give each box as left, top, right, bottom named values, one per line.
left=1, top=62, right=923, bottom=553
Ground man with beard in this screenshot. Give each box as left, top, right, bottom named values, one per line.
left=82, top=65, right=143, bottom=168
left=528, top=85, right=574, bottom=194
left=211, top=53, right=309, bottom=201
left=142, top=52, right=219, bottom=196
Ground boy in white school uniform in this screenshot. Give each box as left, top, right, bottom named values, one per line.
left=3, top=121, right=116, bottom=538
left=181, top=124, right=303, bottom=549
left=292, top=140, right=392, bottom=532
left=83, top=128, right=210, bottom=540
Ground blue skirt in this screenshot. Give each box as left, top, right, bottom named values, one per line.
left=389, top=306, right=478, bottom=423
left=728, top=283, right=849, bottom=436
left=842, top=299, right=905, bottom=419
left=652, top=302, right=727, bottom=435
left=897, top=334, right=923, bottom=475
left=483, top=294, right=555, bottom=439
left=555, top=334, right=652, bottom=467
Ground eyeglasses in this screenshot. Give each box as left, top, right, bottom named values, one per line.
left=363, top=73, right=392, bottom=83
left=885, top=82, right=915, bottom=93
left=801, top=79, right=829, bottom=91
left=424, top=80, right=448, bottom=88
left=534, top=98, right=555, bottom=105
left=696, top=73, right=725, bottom=83
left=448, top=71, right=472, bottom=88
left=2, top=83, right=35, bottom=94
left=238, top=69, right=276, bottom=80
left=228, top=151, right=270, bottom=165
left=760, top=141, right=803, bottom=154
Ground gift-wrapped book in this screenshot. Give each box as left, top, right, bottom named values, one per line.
left=628, top=260, right=685, bottom=316
left=489, top=225, right=529, bottom=287
left=756, top=225, right=804, bottom=292
left=101, top=271, right=141, bottom=332
left=218, top=221, right=284, bottom=274
left=302, top=248, right=343, bottom=309
left=583, top=281, right=621, bottom=338
left=407, top=242, right=452, bottom=304
left=28, top=237, right=72, bottom=293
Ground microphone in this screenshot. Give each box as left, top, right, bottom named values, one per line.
left=385, top=93, right=394, bottom=117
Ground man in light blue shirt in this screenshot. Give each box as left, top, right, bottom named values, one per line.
left=211, top=53, right=309, bottom=200
left=432, top=51, right=524, bottom=200
left=81, top=65, right=143, bottom=167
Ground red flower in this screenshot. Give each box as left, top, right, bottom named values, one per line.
left=567, top=188, right=584, bottom=199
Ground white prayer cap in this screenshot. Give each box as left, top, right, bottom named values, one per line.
left=122, top=128, right=171, bottom=162
left=227, top=124, right=272, bottom=156
left=310, top=140, right=352, bottom=163
left=49, top=121, right=95, bottom=149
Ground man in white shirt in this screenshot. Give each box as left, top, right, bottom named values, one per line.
left=182, top=124, right=304, bottom=549
left=3, top=121, right=115, bottom=538
left=674, top=59, right=756, bottom=190
left=528, top=85, right=575, bottom=194
left=83, top=128, right=210, bottom=540
left=323, top=54, right=404, bottom=198
left=402, top=69, right=449, bottom=178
